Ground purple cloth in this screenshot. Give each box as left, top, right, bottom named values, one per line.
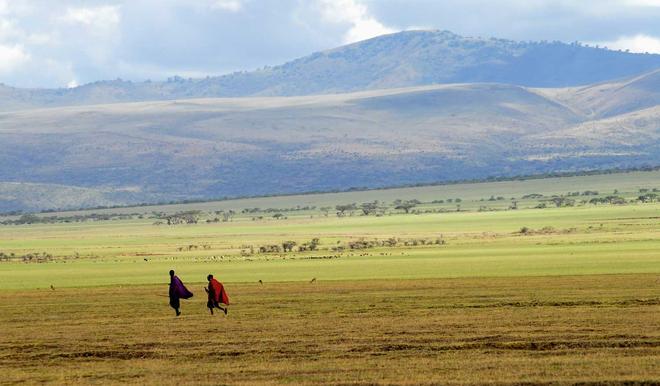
left=169, top=275, right=193, bottom=299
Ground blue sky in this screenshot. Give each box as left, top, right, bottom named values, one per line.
left=1, top=0, right=659, bottom=88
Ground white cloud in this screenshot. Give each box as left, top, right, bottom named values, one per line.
left=0, top=0, right=659, bottom=88
left=25, top=32, right=50, bottom=45
left=594, top=34, right=660, bottom=53
left=0, top=43, right=29, bottom=73
left=0, top=18, right=18, bottom=40
left=209, top=0, right=244, bottom=12
left=61, top=5, right=120, bottom=28
left=318, top=0, right=395, bottom=43
left=625, top=0, right=660, bottom=6
left=0, top=18, right=48, bottom=45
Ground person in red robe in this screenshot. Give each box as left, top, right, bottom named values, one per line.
left=205, top=274, right=229, bottom=315
left=169, top=270, right=193, bottom=316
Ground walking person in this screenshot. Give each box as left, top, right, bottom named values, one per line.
left=205, top=274, right=229, bottom=315
left=169, top=270, right=193, bottom=316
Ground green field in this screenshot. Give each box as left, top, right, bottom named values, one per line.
left=0, top=171, right=659, bottom=384
left=21, top=169, right=660, bottom=217
left=1, top=202, right=659, bottom=290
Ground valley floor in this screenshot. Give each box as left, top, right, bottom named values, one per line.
left=1, top=275, right=658, bottom=385
left=1, top=174, right=659, bottom=384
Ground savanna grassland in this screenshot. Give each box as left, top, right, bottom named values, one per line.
left=1, top=276, right=658, bottom=385
left=0, top=172, right=659, bottom=384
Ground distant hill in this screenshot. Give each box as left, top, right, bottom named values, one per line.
left=1, top=71, right=658, bottom=211
left=543, top=68, right=660, bottom=118
left=1, top=30, right=660, bottom=111
left=0, top=182, right=152, bottom=213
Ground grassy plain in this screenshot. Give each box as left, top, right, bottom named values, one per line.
left=0, top=172, right=659, bottom=384
left=1, top=276, right=658, bottom=384
left=27, top=169, right=660, bottom=217
left=1, top=202, right=659, bottom=289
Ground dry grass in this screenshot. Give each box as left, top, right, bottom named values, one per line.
left=1, top=274, right=658, bottom=385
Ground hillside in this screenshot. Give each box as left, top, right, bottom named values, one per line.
left=543, top=69, right=660, bottom=118
left=1, top=72, right=658, bottom=211
left=0, top=182, right=151, bottom=213
left=1, top=30, right=659, bottom=111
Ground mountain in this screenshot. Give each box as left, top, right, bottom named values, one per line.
left=1, top=70, right=658, bottom=212
left=1, top=30, right=660, bottom=111
left=542, top=68, right=660, bottom=118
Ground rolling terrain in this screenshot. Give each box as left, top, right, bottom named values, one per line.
left=1, top=71, right=658, bottom=211
left=1, top=30, right=660, bottom=111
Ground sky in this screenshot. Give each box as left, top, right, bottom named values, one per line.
left=1, top=0, right=660, bottom=88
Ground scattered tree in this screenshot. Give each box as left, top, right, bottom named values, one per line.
left=282, top=241, right=297, bottom=252
left=359, top=201, right=379, bottom=216
left=335, top=203, right=357, bottom=217
left=395, top=200, right=417, bottom=214
left=550, top=197, right=575, bottom=207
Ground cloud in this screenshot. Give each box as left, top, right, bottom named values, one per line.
left=0, top=0, right=659, bottom=88
left=0, top=43, right=29, bottom=73
left=593, top=34, right=660, bottom=53
left=60, top=5, right=120, bottom=27
left=318, top=0, right=395, bottom=43
left=625, top=0, right=660, bottom=6
left=0, top=18, right=18, bottom=39
left=209, top=0, right=244, bottom=12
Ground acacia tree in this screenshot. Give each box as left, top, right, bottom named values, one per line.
left=360, top=201, right=379, bottom=216
left=550, top=197, right=575, bottom=207
left=638, top=193, right=658, bottom=203
left=395, top=200, right=417, bottom=214
left=282, top=241, right=297, bottom=252
left=335, top=203, right=357, bottom=217
left=222, top=210, right=235, bottom=222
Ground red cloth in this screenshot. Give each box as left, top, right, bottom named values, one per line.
left=209, top=278, right=229, bottom=305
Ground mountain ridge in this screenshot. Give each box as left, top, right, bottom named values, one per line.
left=1, top=71, right=658, bottom=211
left=1, top=30, right=660, bottom=111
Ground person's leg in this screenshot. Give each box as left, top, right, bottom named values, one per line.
left=207, top=300, right=214, bottom=315
left=214, top=302, right=228, bottom=315
left=170, top=297, right=181, bottom=316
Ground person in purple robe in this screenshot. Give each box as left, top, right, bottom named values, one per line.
left=169, top=270, right=193, bottom=316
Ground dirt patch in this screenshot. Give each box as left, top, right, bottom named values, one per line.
left=350, top=339, right=660, bottom=354
left=55, top=350, right=157, bottom=360
left=449, top=298, right=660, bottom=309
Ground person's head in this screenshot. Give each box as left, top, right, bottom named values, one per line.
left=207, top=274, right=213, bottom=281
left=169, top=270, right=175, bottom=277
